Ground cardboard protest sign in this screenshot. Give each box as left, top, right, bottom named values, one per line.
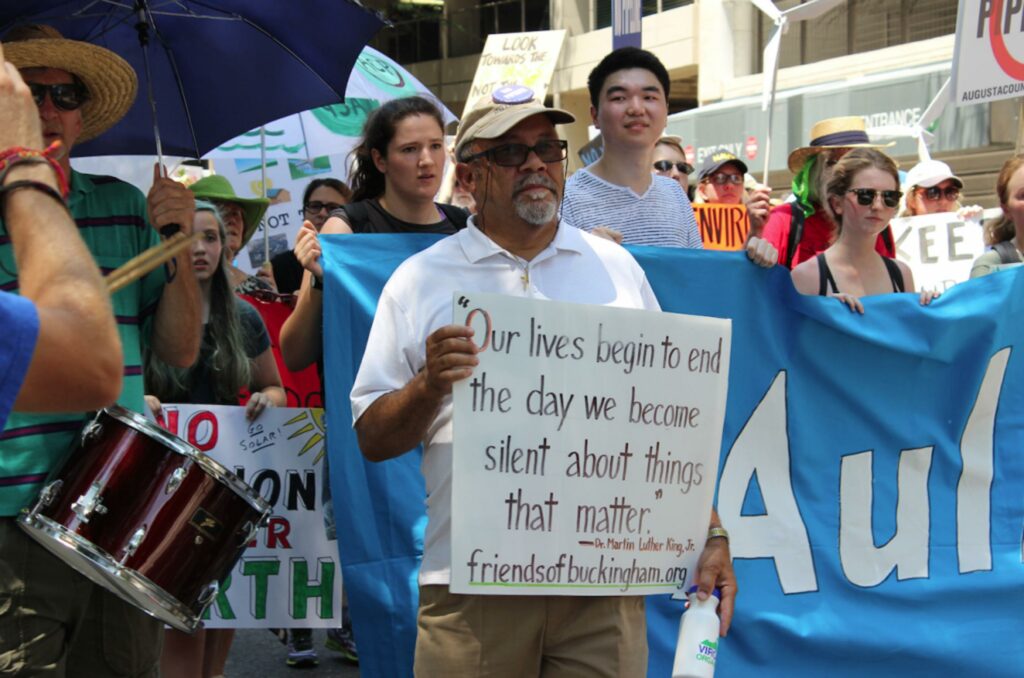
left=952, top=0, right=1024, bottom=105
left=152, top=405, right=339, bottom=628
left=463, top=30, right=567, bottom=115
left=890, top=211, right=988, bottom=291
left=693, top=203, right=750, bottom=251
left=449, top=292, right=731, bottom=596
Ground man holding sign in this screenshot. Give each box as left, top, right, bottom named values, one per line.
left=351, top=86, right=735, bottom=676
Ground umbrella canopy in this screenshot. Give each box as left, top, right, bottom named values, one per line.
left=0, top=1, right=385, bottom=158
left=208, top=45, right=458, bottom=161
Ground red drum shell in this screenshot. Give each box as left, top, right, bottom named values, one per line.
left=18, top=405, right=269, bottom=632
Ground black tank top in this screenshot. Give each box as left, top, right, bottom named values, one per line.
left=817, top=253, right=905, bottom=296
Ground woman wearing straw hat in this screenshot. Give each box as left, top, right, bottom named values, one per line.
left=1, top=24, right=202, bottom=678
left=189, top=174, right=272, bottom=294
left=762, top=116, right=898, bottom=270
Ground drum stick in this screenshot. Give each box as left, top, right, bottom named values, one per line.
left=106, top=231, right=201, bottom=294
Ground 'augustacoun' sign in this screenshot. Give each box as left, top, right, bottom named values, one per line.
left=450, top=292, right=731, bottom=595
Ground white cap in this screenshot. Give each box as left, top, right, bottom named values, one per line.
left=904, top=159, right=963, bottom=190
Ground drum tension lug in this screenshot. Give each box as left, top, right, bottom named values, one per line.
left=71, top=482, right=108, bottom=523
left=198, top=580, right=219, bottom=607
left=80, top=420, right=103, bottom=445
left=30, top=480, right=64, bottom=515
left=165, top=467, right=187, bottom=494
left=119, top=526, right=147, bottom=566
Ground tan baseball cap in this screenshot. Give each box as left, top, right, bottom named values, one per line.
left=455, top=85, right=575, bottom=161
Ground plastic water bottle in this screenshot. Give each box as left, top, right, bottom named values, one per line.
left=671, top=585, right=721, bottom=678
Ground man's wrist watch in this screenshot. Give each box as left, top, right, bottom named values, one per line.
left=311, top=274, right=323, bottom=290
left=707, top=526, right=729, bottom=543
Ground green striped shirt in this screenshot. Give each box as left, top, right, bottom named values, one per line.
left=0, top=170, right=165, bottom=515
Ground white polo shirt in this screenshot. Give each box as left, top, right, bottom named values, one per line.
left=351, top=218, right=660, bottom=585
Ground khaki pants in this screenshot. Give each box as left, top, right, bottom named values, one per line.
left=0, top=519, right=161, bottom=677
left=414, top=585, right=647, bottom=678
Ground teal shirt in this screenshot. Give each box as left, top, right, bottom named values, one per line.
left=0, top=170, right=166, bottom=515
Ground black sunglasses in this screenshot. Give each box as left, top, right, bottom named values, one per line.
left=461, top=140, right=568, bottom=167
left=304, top=201, right=344, bottom=215
left=704, top=173, right=744, bottom=186
left=28, top=82, right=89, bottom=111
left=653, top=160, right=694, bottom=175
left=919, top=186, right=960, bottom=202
left=847, top=188, right=902, bottom=208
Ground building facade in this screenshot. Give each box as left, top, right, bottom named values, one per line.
left=366, top=0, right=1017, bottom=205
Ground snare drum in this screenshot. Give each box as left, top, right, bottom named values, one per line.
left=18, top=405, right=270, bottom=633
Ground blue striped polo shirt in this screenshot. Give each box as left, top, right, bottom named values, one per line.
left=561, top=168, right=703, bottom=249
left=0, top=170, right=165, bottom=515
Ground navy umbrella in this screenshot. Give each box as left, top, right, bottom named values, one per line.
left=0, top=1, right=385, bottom=159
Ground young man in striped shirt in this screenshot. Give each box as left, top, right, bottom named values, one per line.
left=561, top=47, right=777, bottom=266
left=0, top=25, right=201, bottom=677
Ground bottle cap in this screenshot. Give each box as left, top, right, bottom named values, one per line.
left=686, top=585, right=721, bottom=600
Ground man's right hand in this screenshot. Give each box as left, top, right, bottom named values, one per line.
left=0, top=49, right=45, bottom=153
left=422, top=324, right=479, bottom=395
left=294, top=220, right=323, bottom=280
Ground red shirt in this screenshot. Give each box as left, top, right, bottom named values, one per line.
left=763, top=202, right=895, bottom=269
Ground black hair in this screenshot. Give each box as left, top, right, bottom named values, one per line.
left=347, top=96, right=445, bottom=203
left=302, top=178, right=352, bottom=206
left=587, top=47, right=671, bottom=109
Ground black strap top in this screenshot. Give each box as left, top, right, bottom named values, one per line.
left=817, top=253, right=905, bottom=296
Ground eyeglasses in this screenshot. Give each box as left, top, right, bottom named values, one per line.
left=918, top=186, right=960, bottom=202
left=214, top=203, right=244, bottom=221
left=461, top=140, right=568, bottom=167
left=653, top=160, right=694, bottom=175
left=28, top=82, right=89, bottom=111
left=847, top=188, right=902, bottom=208
left=304, top=201, right=344, bottom=215
left=703, top=173, right=744, bottom=186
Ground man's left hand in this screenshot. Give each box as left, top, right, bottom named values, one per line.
left=694, top=536, right=737, bottom=636
left=147, top=165, right=196, bottom=236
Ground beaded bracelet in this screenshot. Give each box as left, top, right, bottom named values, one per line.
left=0, top=141, right=70, bottom=198
left=0, top=180, right=71, bottom=216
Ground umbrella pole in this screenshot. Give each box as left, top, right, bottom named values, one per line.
left=261, top=126, right=269, bottom=264
left=134, top=2, right=177, bottom=237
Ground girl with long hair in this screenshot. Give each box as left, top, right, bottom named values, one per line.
left=970, top=154, right=1024, bottom=278
left=146, top=200, right=286, bottom=678
left=791, top=149, right=939, bottom=312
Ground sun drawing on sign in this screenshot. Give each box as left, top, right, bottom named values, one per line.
left=283, top=408, right=326, bottom=464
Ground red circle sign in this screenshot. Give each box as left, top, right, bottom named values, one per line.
left=745, top=136, right=758, bottom=160
left=989, top=0, right=1024, bottom=80
left=684, top=145, right=696, bottom=165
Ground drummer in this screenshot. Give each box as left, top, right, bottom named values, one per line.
left=0, top=42, right=122, bottom=429
left=0, top=25, right=202, bottom=678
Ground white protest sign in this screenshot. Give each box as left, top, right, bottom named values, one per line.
left=891, top=211, right=992, bottom=291
left=450, top=292, right=731, bottom=596
left=952, top=0, right=1024, bottom=105
left=463, top=30, right=567, bottom=116
left=151, top=405, right=340, bottom=628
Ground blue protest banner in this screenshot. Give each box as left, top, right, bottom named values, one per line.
left=322, top=233, right=1024, bottom=678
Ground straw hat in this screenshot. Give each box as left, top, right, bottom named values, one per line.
left=189, top=175, right=270, bottom=249
left=4, top=24, right=137, bottom=144
left=787, top=116, right=893, bottom=173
